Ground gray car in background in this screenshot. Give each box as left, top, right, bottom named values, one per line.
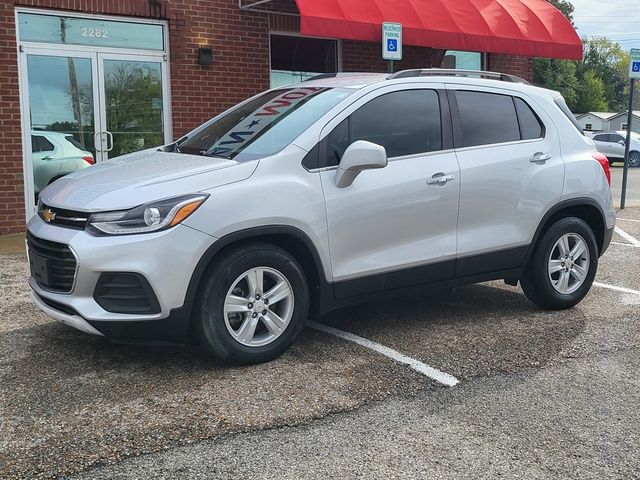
left=589, top=130, right=640, bottom=167
left=27, top=69, right=615, bottom=365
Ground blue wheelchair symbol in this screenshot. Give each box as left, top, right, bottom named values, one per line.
left=387, top=39, right=398, bottom=52
left=633, top=61, right=640, bottom=73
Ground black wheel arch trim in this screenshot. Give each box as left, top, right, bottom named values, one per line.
left=182, top=225, right=331, bottom=322
left=524, top=197, right=609, bottom=264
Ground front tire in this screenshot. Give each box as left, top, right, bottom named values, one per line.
left=521, top=217, right=598, bottom=310
left=195, top=243, right=309, bottom=365
left=629, top=151, right=640, bottom=168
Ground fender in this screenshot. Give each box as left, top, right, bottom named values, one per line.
left=181, top=225, right=331, bottom=321
left=524, top=197, right=608, bottom=266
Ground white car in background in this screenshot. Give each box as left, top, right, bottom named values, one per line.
left=31, top=131, right=95, bottom=193
left=588, top=130, right=640, bottom=167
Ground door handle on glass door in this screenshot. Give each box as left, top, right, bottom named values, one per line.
left=530, top=152, right=551, bottom=162
left=427, top=173, right=455, bottom=185
left=94, top=132, right=103, bottom=152
left=105, top=131, right=114, bottom=152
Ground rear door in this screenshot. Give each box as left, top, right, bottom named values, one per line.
left=319, top=85, right=460, bottom=297
left=448, top=86, right=563, bottom=277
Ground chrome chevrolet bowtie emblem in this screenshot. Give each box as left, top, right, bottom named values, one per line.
left=42, top=208, right=56, bottom=223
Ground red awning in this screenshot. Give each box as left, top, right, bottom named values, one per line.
left=295, top=0, right=582, bottom=60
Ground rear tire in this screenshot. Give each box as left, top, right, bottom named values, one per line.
left=521, top=217, right=598, bottom=310
left=194, top=242, right=309, bottom=365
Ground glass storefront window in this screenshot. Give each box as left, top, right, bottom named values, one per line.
left=270, top=35, right=338, bottom=87
left=18, top=13, right=164, bottom=51
left=444, top=50, right=482, bottom=70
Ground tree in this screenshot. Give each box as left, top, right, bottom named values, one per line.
left=581, top=38, right=629, bottom=111
left=575, top=70, right=608, bottom=112
left=534, top=57, right=579, bottom=110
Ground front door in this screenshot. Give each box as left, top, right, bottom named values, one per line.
left=318, top=87, right=460, bottom=298
left=17, top=11, right=171, bottom=216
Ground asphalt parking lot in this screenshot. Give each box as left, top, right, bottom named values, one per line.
left=1, top=206, right=640, bottom=479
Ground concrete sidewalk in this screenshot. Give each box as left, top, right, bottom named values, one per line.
left=0, top=233, right=24, bottom=255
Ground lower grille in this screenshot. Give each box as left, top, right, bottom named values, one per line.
left=36, top=293, right=80, bottom=316
left=27, top=232, right=77, bottom=293
left=93, top=272, right=161, bottom=314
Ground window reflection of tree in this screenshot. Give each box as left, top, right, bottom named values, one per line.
left=105, top=62, right=163, bottom=158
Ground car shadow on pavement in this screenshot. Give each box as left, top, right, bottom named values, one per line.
left=320, top=282, right=588, bottom=379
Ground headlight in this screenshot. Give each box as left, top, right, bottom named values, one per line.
left=87, top=194, right=208, bottom=235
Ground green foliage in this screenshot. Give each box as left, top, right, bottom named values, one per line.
left=533, top=57, right=579, bottom=110
left=575, top=70, right=608, bottom=112
left=581, top=38, right=629, bottom=111
left=533, top=1, right=633, bottom=114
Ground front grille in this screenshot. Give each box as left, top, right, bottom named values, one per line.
left=27, top=232, right=77, bottom=293
left=93, top=273, right=161, bottom=314
left=38, top=203, right=89, bottom=230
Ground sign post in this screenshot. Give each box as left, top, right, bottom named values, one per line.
left=621, top=48, right=640, bottom=209
left=382, top=22, right=402, bottom=74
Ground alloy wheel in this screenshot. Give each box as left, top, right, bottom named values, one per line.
left=547, top=233, right=590, bottom=295
left=223, top=267, right=294, bottom=347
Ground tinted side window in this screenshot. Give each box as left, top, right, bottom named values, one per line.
left=351, top=90, right=442, bottom=158
left=456, top=91, right=520, bottom=147
left=514, top=97, right=544, bottom=140
left=611, top=134, right=624, bottom=143
left=592, top=134, right=607, bottom=142
left=32, top=135, right=54, bottom=153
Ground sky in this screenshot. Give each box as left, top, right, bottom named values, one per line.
left=572, top=0, right=640, bottom=51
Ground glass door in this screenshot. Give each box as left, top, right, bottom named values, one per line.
left=21, top=50, right=99, bottom=203
left=96, top=53, right=169, bottom=162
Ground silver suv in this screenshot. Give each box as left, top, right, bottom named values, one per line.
left=28, top=69, right=615, bottom=365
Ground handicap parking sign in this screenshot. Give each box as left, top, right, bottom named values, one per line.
left=630, top=49, right=640, bottom=79
left=382, top=22, right=402, bottom=61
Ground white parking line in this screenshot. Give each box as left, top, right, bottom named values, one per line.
left=594, top=282, right=640, bottom=296
left=308, top=321, right=460, bottom=387
left=616, top=218, right=640, bottom=223
left=614, top=226, right=640, bottom=247
left=611, top=241, right=640, bottom=248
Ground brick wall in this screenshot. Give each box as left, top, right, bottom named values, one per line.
left=488, top=53, right=533, bottom=82
left=1, top=1, right=534, bottom=235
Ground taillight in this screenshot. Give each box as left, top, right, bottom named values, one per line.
left=82, top=156, right=95, bottom=165
left=592, top=152, right=611, bottom=186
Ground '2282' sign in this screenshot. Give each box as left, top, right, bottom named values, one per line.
left=208, top=87, right=324, bottom=157
left=80, top=27, right=109, bottom=38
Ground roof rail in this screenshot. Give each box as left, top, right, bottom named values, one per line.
left=387, top=68, right=531, bottom=85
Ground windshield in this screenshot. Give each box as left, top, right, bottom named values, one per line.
left=177, top=87, right=354, bottom=161
left=629, top=131, right=640, bottom=141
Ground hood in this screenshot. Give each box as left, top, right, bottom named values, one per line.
left=40, top=149, right=258, bottom=211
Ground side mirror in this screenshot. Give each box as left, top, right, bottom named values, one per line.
left=618, top=139, right=626, bottom=146
left=334, top=140, right=387, bottom=188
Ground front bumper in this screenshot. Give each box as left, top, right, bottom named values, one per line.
left=27, top=215, right=215, bottom=341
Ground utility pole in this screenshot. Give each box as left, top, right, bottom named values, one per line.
left=620, top=79, right=634, bottom=209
